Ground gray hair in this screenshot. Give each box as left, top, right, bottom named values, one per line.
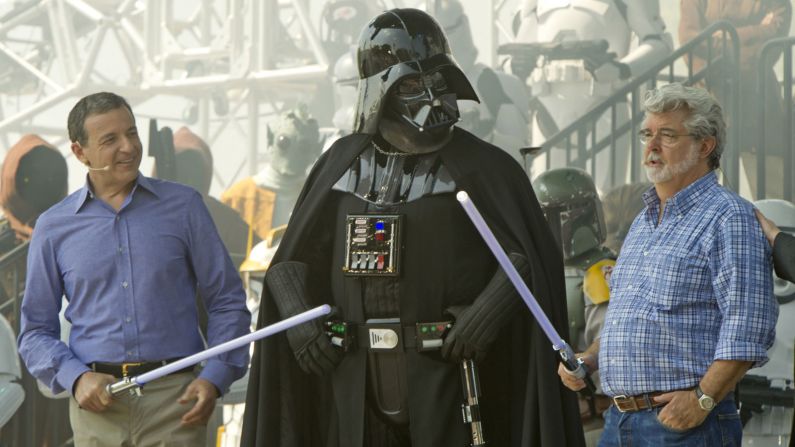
left=68, top=92, right=134, bottom=145
left=642, top=83, right=725, bottom=170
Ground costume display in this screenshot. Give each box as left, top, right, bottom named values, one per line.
left=513, top=0, right=672, bottom=188
left=221, top=108, right=322, bottom=240
left=0, top=134, right=67, bottom=240
left=533, top=168, right=614, bottom=438
left=533, top=168, right=614, bottom=353
left=435, top=0, right=529, bottom=162
left=242, top=8, right=583, bottom=447
left=172, top=126, right=252, bottom=267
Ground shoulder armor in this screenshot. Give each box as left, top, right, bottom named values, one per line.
left=583, top=258, right=615, bottom=304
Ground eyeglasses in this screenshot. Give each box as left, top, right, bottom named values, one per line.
left=638, top=129, right=695, bottom=146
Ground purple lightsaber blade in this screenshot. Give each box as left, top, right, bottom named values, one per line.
left=456, top=191, right=591, bottom=384
left=107, top=304, right=332, bottom=396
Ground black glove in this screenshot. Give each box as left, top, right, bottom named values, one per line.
left=441, top=253, right=530, bottom=363
left=266, top=261, right=342, bottom=376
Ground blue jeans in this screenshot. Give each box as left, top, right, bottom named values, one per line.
left=598, top=398, right=742, bottom=446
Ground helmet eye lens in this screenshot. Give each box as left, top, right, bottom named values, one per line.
left=426, top=71, right=447, bottom=91
left=395, top=72, right=448, bottom=98
left=396, top=77, right=424, bottom=97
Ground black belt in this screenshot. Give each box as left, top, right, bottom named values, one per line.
left=327, top=320, right=451, bottom=352
left=90, top=358, right=192, bottom=378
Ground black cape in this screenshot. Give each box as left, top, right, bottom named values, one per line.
left=241, top=128, right=584, bottom=446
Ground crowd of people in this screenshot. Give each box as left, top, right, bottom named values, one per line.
left=2, top=2, right=794, bottom=447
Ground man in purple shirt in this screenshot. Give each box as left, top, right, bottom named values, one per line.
left=17, top=92, right=250, bottom=446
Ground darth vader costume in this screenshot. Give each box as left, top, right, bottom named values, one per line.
left=241, top=9, right=583, bottom=447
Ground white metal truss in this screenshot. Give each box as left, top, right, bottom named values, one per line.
left=0, top=0, right=493, bottom=192
left=0, top=0, right=340, bottom=192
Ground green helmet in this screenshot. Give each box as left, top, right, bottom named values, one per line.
left=532, top=168, right=606, bottom=261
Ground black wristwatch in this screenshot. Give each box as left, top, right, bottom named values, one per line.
left=695, top=385, right=716, bottom=411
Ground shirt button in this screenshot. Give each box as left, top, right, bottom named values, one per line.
left=612, top=320, right=617, bottom=325
left=115, top=216, right=120, bottom=221
left=125, top=316, right=132, bottom=323
left=127, top=351, right=133, bottom=356
left=626, top=285, right=633, bottom=290
left=118, top=246, right=123, bottom=253
left=643, top=250, right=649, bottom=256
left=122, top=281, right=128, bottom=288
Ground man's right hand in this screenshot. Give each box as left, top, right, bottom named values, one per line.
left=558, top=354, right=597, bottom=392
left=74, top=371, right=115, bottom=412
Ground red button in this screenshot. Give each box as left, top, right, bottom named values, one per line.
left=375, top=232, right=384, bottom=241
left=377, top=255, right=385, bottom=270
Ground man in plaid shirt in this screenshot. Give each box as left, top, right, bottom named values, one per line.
left=558, top=83, right=777, bottom=445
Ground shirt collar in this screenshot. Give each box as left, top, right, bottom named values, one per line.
left=74, top=173, right=159, bottom=213
left=641, top=171, right=718, bottom=217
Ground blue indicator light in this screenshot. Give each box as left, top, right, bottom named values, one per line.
left=375, top=221, right=385, bottom=230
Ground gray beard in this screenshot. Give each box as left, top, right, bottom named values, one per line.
left=644, top=144, right=701, bottom=184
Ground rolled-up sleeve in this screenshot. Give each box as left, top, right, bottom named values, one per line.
left=712, top=210, right=777, bottom=366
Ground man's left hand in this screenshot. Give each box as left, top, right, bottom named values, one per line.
left=177, top=378, right=219, bottom=427
left=653, top=390, right=709, bottom=431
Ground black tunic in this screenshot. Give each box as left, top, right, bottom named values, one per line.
left=240, top=128, right=584, bottom=447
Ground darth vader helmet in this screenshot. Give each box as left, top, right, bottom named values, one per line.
left=353, top=8, right=479, bottom=154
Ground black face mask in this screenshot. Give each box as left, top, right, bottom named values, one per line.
left=378, top=72, right=460, bottom=154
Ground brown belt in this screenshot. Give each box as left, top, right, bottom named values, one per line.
left=612, top=392, right=667, bottom=413
left=90, top=358, right=192, bottom=378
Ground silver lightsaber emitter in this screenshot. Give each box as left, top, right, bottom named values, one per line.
left=107, top=304, right=332, bottom=396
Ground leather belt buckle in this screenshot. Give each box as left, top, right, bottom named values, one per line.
left=121, top=362, right=144, bottom=378
left=613, top=394, right=638, bottom=413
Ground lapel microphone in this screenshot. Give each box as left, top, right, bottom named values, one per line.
left=86, top=165, right=110, bottom=171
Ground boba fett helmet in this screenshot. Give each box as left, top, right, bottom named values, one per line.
left=533, top=168, right=606, bottom=261
left=353, top=8, right=479, bottom=153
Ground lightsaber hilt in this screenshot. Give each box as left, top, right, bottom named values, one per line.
left=106, top=304, right=332, bottom=396
left=460, top=359, right=486, bottom=447
left=559, top=343, right=596, bottom=393
left=456, top=191, right=595, bottom=393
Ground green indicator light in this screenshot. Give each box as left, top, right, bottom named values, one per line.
left=421, top=326, right=428, bottom=333
left=430, top=326, right=437, bottom=332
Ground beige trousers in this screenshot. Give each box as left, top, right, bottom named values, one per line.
left=69, top=372, right=206, bottom=447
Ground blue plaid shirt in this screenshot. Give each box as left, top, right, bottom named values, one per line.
left=599, top=172, right=776, bottom=397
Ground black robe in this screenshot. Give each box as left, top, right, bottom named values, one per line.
left=241, top=128, right=584, bottom=447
